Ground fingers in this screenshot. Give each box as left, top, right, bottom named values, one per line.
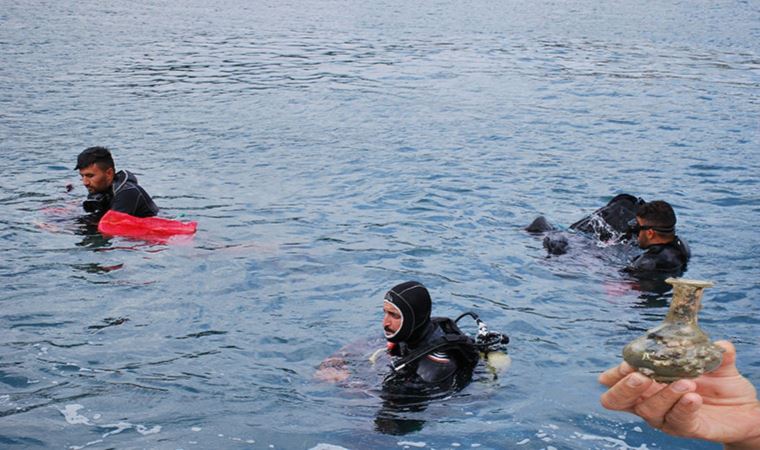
left=599, top=362, right=636, bottom=387
left=660, top=392, right=703, bottom=436
left=600, top=372, right=654, bottom=411
left=633, top=379, right=697, bottom=429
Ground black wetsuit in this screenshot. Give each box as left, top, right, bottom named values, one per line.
left=624, top=237, right=690, bottom=275
left=383, top=324, right=479, bottom=394
left=388, top=323, right=458, bottom=385
left=84, top=170, right=158, bottom=218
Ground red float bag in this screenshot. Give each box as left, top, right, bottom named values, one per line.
left=98, top=210, right=197, bottom=239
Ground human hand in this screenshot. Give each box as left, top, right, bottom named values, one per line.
left=314, top=357, right=350, bottom=383
left=599, top=341, right=760, bottom=449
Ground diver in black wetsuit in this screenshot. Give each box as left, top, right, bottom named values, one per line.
left=314, top=281, right=507, bottom=391
left=526, top=195, right=690, bottom=280
left=381, top=281, right=479, bottom=392
left=75, top=146, right=159, bottom=218
left=623, top=200, right=690, bottom=276
left=314, top=281, right=508, bottom=435
left=527, top=193, right=644, bottom=255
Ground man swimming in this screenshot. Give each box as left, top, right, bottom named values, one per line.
left=75, top=146, right=158, bottom=218
left=623, top=200, right=690, bottom=275
left=315, top=281, right=507, bottom=392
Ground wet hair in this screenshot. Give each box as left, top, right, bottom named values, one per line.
left=636, top=200, right=676, bottom=234
left=75, top=146, right=115, bottom=171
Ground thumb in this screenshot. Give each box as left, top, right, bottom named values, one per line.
left=710, top=340, right=740, bottom=377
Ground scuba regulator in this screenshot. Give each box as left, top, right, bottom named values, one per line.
left=454, top=311, right=510, bottom=354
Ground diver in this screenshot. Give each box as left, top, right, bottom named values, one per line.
left=381, top=281, right=479, bottom=391
left=526, top=193, right=643, bottom=255
left=75, top=146, right=159, bottom=219
left=315, top=281, right=509, bottom=393
left=623, top=200, right=690, bottom=275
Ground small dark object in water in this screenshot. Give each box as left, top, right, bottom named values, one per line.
left=543, top=233, right=569, bottom=255
left=525, top=216, right=555, bottom=233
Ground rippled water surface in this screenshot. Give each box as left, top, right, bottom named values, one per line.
left=1, top=1, right=759, bottom=449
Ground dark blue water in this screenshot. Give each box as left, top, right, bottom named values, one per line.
left=1, top=1, right=759, bottom=449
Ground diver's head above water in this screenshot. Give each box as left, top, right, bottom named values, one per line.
left=383, top=281, right=432, bottom=344
left=75, top=146, right=116, bottom=194
left=630, top=200, right=677, bottom=249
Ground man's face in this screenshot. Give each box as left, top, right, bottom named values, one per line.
left=383, top=301, right=403, bottom=339
left=79, top=164, right=114, bottom=194
left=635, top=216, right=653, bottom=249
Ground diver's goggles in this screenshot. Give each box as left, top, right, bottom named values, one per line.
left=626, top=218, right=675, bottom=235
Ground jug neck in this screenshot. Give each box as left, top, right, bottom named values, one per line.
left=665, top=283, right=704, bottom=324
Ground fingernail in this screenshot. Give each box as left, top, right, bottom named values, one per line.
left=672, top=380, right=691, bottom=393
left=626, top=373, right=644, bottom=387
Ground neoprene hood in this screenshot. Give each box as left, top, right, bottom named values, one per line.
left=384, top=281, right=432, bottom=344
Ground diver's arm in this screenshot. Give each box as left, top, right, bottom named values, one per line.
left=109, top=186, right=140, bottom=216
left=623, top=253, right=657, bottom=274
left=416, top=352, right=458, bottom=384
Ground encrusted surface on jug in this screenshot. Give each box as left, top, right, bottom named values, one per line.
left=622, top=278, right=724, bottom=383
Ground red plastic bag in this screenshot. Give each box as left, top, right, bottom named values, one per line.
left=98, top=210, right=197, bottom=239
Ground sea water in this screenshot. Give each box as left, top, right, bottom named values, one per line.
left=1, top=1, right=758, bottom=449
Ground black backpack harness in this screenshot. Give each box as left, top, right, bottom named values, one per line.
left=387, top=313, right=509, bottom=376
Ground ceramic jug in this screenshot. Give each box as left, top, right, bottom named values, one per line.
left=623, top=278, right=723, bottom=382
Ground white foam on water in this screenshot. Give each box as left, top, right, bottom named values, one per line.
left=136, top=424, right=161, bottom=435
left=574, top=432, right=650, bottom=450
left=191, top=427, right=202, bottom=432
left=59, top=404, right=161, bottom=444
left=60, top=404, right=92, bottom=425
left=398, top=441, right=426, bottom=448
left=309, top=445, right=349, bottom=450
left=69, top=439, right=103, bottom=449
left=516, top=439, right=530, bottom=445
left=101, top=421, right=132, bottom=437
